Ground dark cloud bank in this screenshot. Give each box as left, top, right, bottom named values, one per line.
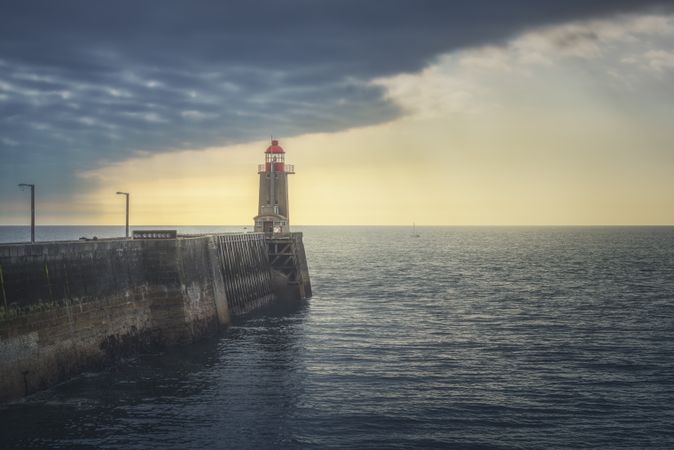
left=0, top=0, right=670, bottom=205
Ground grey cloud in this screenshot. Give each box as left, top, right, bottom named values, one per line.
left=1, top=0, right=671, bottom=207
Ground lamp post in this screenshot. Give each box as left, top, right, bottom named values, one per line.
left=116, top=192, right=129, bottom=238
left=18, top=183, right=35, bottom=243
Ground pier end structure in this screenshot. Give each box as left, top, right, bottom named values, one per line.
left=0, top=231, right=311, bottom=402
left=251, top=139, right=312, bottom=302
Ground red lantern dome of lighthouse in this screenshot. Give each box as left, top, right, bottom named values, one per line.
left=266, top=139, right=285, bottom=154
left=263, top=139, right=288, bottom=173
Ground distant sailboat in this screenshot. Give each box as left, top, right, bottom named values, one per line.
left=412, top=222, right=420, bottom=237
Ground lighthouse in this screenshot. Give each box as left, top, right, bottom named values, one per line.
left=253, top=139, right=295, bottom=233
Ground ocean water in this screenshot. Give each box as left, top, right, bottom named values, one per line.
left=1, top=226, right=673, bottom=449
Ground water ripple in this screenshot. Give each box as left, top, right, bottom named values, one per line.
left=1, top=226, right=674, bottom=449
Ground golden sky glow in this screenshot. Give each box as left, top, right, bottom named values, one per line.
left=9, top=13, right=674, bottom=225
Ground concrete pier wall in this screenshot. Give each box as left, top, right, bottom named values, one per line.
left=0, top=232, right=310, bottom=402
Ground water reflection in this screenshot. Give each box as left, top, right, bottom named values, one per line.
left=1, top=305, right=310, bottom=449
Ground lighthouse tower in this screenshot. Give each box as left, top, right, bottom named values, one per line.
left=253, top=139, right=295, bottom=233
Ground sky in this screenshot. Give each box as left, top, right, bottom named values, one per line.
left=2, top=0, right=674, bottom=225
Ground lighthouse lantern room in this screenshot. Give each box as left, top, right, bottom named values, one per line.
left=254, top=139, right=295, bottom=233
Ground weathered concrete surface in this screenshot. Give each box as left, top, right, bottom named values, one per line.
left=0, top=237, right=225, bottom=401
left=291, top=232, right=313, bottom=299
left=0, top=232, right=312, bottom=402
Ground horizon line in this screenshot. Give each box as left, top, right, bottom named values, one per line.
left=2, top=224, right=674, bottom=228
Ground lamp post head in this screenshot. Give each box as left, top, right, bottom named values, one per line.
left=18, top=183, right=34, bottom=189
left=116, top=191, right=129, bottom=196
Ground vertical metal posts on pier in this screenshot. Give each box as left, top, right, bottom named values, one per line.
left=18, top=183, right=35, bottom=243
left=116, top=191, right=130, bottom=238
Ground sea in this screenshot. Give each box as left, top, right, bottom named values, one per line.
left=1, top=226, right=673, bottom=449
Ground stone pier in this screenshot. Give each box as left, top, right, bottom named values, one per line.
left=0, top=232, right=311, bottom=402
